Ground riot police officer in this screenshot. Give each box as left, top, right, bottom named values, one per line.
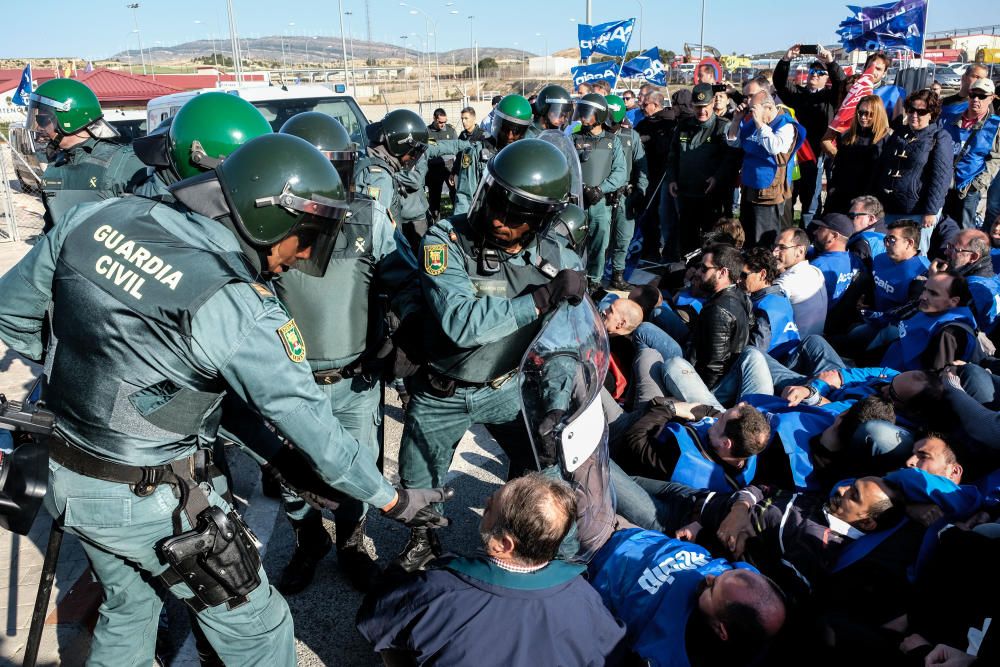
left=451, top=94, right=533, bottom=215
left=394, top=139, right=587, bottom=571
left=0, top=134, right=449, bottom=665
left=572, top=93, right=627, bottom=291
left=355, top=109, right=431, bottom=251
left=604, top=94, right=649, bottom=291
left=530, top=84, right=575, bottom=135
left=132, top=91, right=273, bottom=199
left=272, top=112, right=398, bottom=593
left=27, top=78, right=147, bottom=231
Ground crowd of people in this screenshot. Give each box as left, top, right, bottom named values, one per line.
left=2, top=46, right=1000, bottom=667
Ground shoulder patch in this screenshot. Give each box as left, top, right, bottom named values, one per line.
left=250, top=282, right=273, bottom=299
left=366, top=185, right=381, bottom=201
left=277, top=319, right=307, bottom=362
left=424, top=243, right=448, bottom=276
left=461, top=152, right=472, bottom=169
left=368, top=166, right=384, bottom=173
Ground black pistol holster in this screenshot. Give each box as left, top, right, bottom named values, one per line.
left=158, top=503, right=262, bottom=612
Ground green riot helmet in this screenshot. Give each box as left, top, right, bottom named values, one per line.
left=604, top=94, right=627, bottom=129
left=573, top=93, right=609, bottom=129
left=280, top=112, right=358, bottom=199
left=27, top=79, right=109, bottom=148
left=551, top=204, right=589, bottom=255
left=167, top=92, right=273, bottom=180
left=468, top=139, right=571, bottom=248
left=489, top=94, right=533, bottom=148
left=377, top=109, right=429, bottom=161
left=533, top=84, right=574, bottom=130
left=207, top=134, right=350, bottom=278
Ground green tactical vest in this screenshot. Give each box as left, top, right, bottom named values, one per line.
left=573, top=131, right=615, bottom=188
left=50, top=197, right=253, bottom=465
left=616, top=127, right=636, bottom=184
left=41, top=138, right=145, bottom=227
left=425, top=216, right=565, bottom=383
left=274, top=198, right=378, bottom=370
left=355, top=154, right=400, bottom=220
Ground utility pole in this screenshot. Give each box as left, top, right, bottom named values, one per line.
left=339, top=0, right=351, bottom=93
left=126, top=4, right=147, bottom=75
left=365, top=0, right=373, bottom=66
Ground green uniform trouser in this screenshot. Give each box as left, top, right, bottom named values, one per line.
left=45, top=460, right=294, bottom=667
left=282, top=374, right=382, bottom=522
left=398, top=373, right=537, bottom=512
left=585, top=200, right=613, bottom=282
left=611, top=199, right=635, bottom=272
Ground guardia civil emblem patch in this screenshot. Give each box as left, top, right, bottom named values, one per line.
left=461, top=153, right=472, bottom=169
left=367, top=185, right=381, bottom=201
left=277, top=319, right=307, bottom=362
left=424, top=244, right=448, bottom=276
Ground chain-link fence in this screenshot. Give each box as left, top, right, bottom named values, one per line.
left=0, top=142, right=45, bottom=244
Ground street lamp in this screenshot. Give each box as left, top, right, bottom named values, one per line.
left=344, top=10, right=357, bottom=93
left=468, top=15, right=478, bottom=100
left=401, top=2, right=441, bottom=100
left=282, top=22, right=295, bottom=73
left=633, top=0, right=644, bottom=53
left=537, top=32, right=549, bottom=78
left=125, top=3, right=147, bottom=75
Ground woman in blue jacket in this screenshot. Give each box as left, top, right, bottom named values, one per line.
left=875, top=90, right=954, bottom=255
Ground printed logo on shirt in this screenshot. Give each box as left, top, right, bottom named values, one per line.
left=637, top=550, right=710, bottom=594
left=277, top=319, right=307, bottom=362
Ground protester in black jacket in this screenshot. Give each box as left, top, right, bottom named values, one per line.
left=875, top=90, right=954, bottom=251
left=825, top=94, right=892, bottom=214
left=774, top=44, right=845, bottom=224
left=688, top=244, right=753, bottom=389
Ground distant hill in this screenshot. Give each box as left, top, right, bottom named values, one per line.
left=111, top=36, right=535, bottom=66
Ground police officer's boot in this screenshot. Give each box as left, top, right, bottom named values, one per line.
left=392, top=526, right=442, bottom=573
left=277, top=512, right=333, bottom=595
left=609, top=270, right=630, bottom=291
left=335, top=516, right=380, bottom=592
left=588, top=279, right=607, bottom=300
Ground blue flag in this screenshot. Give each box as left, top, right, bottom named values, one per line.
left=11, top=63, right=32, bottom=106
left=578, top=19, right=635, bottom=59
left=621, top=47, right=667, bottom=86
left=571, top=61, right=620, bottom=89
left=837, top=0, right=928, bottom=54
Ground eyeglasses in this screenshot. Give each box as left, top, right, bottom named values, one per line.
left=622, top=96, right=634, bottom=101
left=739, top=270, right=752, bottom=280
left=772, top=244, right=802, bottom=251
left=697, top=263, right=719, bottom=273
left=905, top=106, right=931, bottom=116
left=945, top=244, right=975, bottom=255
left=884, top=235, right=909, bottom=246
left=969, top=92, right=992, bottom=101
left=808, top=69, right=828, bottom=77
left=856, top=109, right=874, bottom=117
left=847, top=211, right=871, bottom=219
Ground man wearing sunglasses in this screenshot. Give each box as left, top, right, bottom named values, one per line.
left=774, top=44, right=845, bottom=226
left=940, top=229, right=1000, bottom=336
left=26, top=78, right=147, bottom=232
left=942, top=79, right=1000, bottom=230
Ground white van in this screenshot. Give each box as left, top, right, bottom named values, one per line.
left=146, top=85, right=370, bottom=148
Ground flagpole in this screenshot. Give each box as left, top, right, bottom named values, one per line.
left=919, top=0, right=929, bottom=57
left=613, top=19, right=637, bottom=92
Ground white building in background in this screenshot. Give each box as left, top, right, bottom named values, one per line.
left=527, top=56, right=577, bottom=78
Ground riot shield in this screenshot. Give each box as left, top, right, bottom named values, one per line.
left=535, top=129, right=584, bottom=210
left=519, top=297, right=615, bottom=563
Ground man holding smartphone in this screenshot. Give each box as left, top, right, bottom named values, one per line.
left=774, top=43, right=844, bottom=227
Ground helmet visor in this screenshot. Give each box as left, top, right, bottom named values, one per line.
left=544, top=102, right=573, bottom=130
left=26, top=98, right=61, bottom=144
left=572, top=100, right=602, bottom=126
left=490, top=112, right=530, bottom=147
left=254, top=183, right=351, bottom=277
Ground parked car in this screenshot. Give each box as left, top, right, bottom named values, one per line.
left=934, top=68, right=962, bottom=89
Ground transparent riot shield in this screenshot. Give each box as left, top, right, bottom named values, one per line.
left=536, top=129, right=584, bottom=210
left=519, top=297, right=615, bottom=563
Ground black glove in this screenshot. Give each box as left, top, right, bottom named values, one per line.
left=531, top=269, right=588, bottom=314
left=584, top=185, right=604, bottom=207
left=536, top=409, right=566, bottom=468
left=383, top=487, right=455, bottom=528
left=262, top=446, right=350, bottom=512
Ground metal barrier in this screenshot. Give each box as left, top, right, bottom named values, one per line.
left=1, top=144, right=20, bottom=242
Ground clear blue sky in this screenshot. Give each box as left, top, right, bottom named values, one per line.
left=4, top=0, right=999, bottom=60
